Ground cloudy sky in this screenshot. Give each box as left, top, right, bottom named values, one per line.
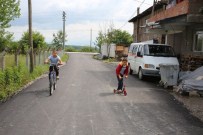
left=8, top=0, right=153, bottom=46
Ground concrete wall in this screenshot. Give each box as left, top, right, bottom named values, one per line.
left=133, top=14, right=163, bottom=44
left=167, top=24, right=203, bottom=56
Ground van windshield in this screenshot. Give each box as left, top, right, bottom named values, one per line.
left=144, top=45, right=176, bottom=57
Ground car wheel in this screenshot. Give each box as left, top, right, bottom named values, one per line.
left=138, top=68, right=144, bottom=80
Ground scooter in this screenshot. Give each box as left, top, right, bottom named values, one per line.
left=113, top=85, right=127, bottom=96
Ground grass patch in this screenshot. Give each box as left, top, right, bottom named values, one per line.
left=5, top=54, right=27, bottom=68
left=103, top=58, right=118, bottom=63
left=61, top=53, right=69, bottom=62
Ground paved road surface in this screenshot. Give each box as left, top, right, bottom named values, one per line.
left=0, top=53, right=203, bottom=135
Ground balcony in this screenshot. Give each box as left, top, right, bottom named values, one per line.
left=148, top=0, right=189, bottom=23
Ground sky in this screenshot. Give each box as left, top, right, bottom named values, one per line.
left=7, top=0, right=154, bottom=46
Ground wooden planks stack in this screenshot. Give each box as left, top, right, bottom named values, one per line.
left=180, top=54, right=203, bottom=71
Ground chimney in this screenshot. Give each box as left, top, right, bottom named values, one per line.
left=137, top=7, right=140, bottom=15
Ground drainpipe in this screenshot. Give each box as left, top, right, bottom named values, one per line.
left=165, top=30, right=168, bottom=44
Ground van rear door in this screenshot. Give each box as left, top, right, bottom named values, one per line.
left=128, top=44, right=134, bottom=64
left=135, top=45, right=144, bottom=73
left=131, top=45, right=139, bottom=71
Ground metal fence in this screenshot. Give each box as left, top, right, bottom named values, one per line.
left=0, top=50, right=64, bottom=71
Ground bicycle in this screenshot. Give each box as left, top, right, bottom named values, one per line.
left=49, top=63, right=58, bottom=96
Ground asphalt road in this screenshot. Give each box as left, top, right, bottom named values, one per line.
left=0, top=53, right=203, bottom=135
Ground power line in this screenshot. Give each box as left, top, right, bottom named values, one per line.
left=134, top=0, right=150, bottom=6
left=119, top=0, right=148, bottom=29
left=138, top=0, right=146, bottom=7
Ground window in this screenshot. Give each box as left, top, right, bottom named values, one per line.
left=145, top=45, right=175, bottom=57
left=132, top=46, right=138, bottom=54
left=138, top=45, right=144, bottom=55
left=194, top=31, right=203, bottom=52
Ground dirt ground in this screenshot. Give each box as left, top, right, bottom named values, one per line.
left=171, top=90, right=203, bottom=122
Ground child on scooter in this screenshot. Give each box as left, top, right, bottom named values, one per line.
left=116, top=57, right=129, bottom=92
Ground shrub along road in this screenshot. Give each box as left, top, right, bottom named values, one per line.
left=0, top=53, right=203, bottom=135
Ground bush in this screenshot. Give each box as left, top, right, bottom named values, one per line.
left=0, top=64, right=49, bottom=101
left=65, top=47, right=78, bottom=52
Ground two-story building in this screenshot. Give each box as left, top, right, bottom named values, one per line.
left=129, top=0, right=203, bottom=71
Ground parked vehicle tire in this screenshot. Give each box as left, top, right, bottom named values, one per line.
left=129, top=68, right=133, bottom=75
left=138, top=68, right=144, bottom=80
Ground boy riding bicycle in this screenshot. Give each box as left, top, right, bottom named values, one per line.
left=44, top=50, right=62, bottom=79
left=116, top=57, right=129, bottom=92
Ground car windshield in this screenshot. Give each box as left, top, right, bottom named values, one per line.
left=144, top=45, right=176, bottom=57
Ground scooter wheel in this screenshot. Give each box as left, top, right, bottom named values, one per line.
left=124, top=90, right=127, bottom=96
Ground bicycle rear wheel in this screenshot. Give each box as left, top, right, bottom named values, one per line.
left=49, top=83, right=53, bottom=96
left=53, top=83, right=56, bottom=90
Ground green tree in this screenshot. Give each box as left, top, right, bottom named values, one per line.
left=0, top=31, right=13, bottom=52
left=52, top=30, right=67, bottom=50
left=0, top=0, right=20, bottom=52
left=95, top=31, right=104, bottom=52
left=0, top=0, right=20, bottom=29
left=95, top=29, right=133, bottom=47
left=110, top=30, right=133, bottom=46
left=20, top=31, right=47, bottom=53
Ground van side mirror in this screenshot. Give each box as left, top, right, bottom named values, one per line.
left=137, top=52, right=142, bottom=57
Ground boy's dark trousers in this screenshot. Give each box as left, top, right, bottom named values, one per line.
left=117, top=74, right=123, bottom=90
left=49, top=65, right=59, bottom=79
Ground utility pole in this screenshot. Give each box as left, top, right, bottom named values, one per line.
left=28, top=0, right=34, bottom=73
left=90, top=28, right=92, bottom=52
left=62, top=11, right=66, bottom=50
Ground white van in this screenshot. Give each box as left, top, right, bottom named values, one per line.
left=128, top=43, right=179, bottom=80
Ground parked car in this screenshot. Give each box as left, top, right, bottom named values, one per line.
left=128, top=42, right=179, bottom=80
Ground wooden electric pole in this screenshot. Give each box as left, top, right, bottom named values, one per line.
left=28, top=0, right=34, bottom=73
left=62, top=11, right=66, bottom=50
left=90, top=28, right=92, bottom=52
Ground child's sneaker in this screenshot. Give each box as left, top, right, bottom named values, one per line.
left=57, top=76, right=59, bottom=80
left=117, top=90, right=122, bottom=93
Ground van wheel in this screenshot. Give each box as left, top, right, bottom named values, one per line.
left=130, top=68, right=133, bottom=75
left=138, top=68, right=144, bottom=80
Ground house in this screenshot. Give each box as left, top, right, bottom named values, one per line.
left=129, top=0, right=203, bottom=71
left=129, top=1, right=167, bottom=44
